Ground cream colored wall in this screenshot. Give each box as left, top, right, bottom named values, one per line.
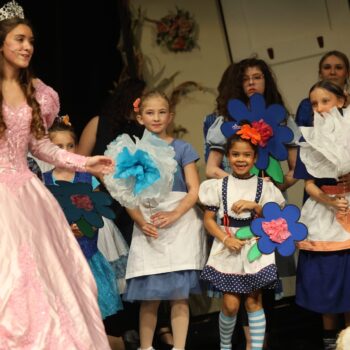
left=130, top=0, right=307, bottom=209
left=131, top=0, right=230, bottom=179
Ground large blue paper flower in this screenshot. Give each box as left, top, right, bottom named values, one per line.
left=114, top=147, right=160, bottom=195
left=221, top=94, right=293, bottom=170
left=251, top=202, right=308, bottom=256
left=104, top=130, right=178, bottom=209
left=47, top=181, right=115, bottom=237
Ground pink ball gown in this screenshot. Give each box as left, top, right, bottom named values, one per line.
left=0, top=80, right=111, bottom=349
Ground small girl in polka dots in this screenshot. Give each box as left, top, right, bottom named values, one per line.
left=199, top=122, right=285, bottom=350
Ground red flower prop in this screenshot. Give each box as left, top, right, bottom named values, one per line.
left=236, top=124, right=261, bottom=145
left=71, top=194, right=94, bottom=212
left=252, top=119, right=273, bottom=147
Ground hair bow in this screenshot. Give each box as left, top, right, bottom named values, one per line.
left=133, top=98, right=141, bottom=113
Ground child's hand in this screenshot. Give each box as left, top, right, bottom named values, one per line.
left=141, top=222, right=158, bottom=238
left=223, top=236, right=246, bottom=252
left=151, top=211, right=180, bottom=229
left=231, top=200, right=256, bottom=214
left=85, top=156, right=115, bottom=175
left=71, top=223, right=83, bottom=238
left=331, top=196, right=349, bottom=213
left=262, top=176, right=271, bottom=182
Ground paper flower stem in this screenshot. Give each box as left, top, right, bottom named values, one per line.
left=76, top=217, right=95, bottom=238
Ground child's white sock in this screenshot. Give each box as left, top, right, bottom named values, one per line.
left=219, top=311, right=236, bottom=350
left=248, top=309, right=266, bottom=350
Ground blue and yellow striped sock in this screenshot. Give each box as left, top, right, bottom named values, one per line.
left=219, top=311, right=236, bottom=350
left=248, top=309, right=266, bottom=350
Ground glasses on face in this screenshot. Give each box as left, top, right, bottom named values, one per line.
left=242, top=74, right=264, bottom=84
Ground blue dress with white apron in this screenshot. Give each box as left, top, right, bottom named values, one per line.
left=123, top=139, right=207, bottom=301
left=199, top=175, right=285, bottom=294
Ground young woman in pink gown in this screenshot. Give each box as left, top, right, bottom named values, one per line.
left=0, top=2, right=113, bottom=349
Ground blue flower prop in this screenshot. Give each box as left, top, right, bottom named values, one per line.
left=104, top=130, right=178, bottom=209
left=47, top=181, right=115, bottom=238
left=221, top=94, right=294, bottom=170
left=236, top=202, right=308, bottom=262
left=252, top=202, right=307, bottom=256
left=114, top=147, right=160, bottom=195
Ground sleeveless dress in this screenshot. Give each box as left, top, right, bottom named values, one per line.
left=43, top=170, right=123, bottom=319
left=0, top=80, right=110, bottom=349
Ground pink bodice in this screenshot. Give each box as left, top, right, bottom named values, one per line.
left=0, top=80, right=87, bottom=192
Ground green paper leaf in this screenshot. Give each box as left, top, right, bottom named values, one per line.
left=236, top=226, right=254, bottom=240
left=76, top=217, right=95, bottom=238
left=266, top=156, right=284, bottom=183
left=250, top=165, right=259, bottom=176
left=247, top=242, right=262, bottom=263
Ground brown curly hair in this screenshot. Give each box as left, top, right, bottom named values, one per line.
left=0, top=17, right=44, bottom=139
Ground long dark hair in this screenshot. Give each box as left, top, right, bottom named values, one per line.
left=216, top=58, right=286, bottom=117
left=0, top=17, right=44, bottom=139
left=99, top=78, right=146, bottom=133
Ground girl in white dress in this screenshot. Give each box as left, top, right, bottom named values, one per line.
left=113, top=91, right=206, bottom=350
left=199, top=124, right=285, bottom=350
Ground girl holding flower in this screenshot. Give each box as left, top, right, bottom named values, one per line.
left=199, top=122, right=285, bottom=350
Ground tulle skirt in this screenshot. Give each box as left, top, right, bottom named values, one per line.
left=123, top=270, right=202, bottom=302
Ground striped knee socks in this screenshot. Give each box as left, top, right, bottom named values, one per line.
left=219, top=311, right=236, bottom=350
left=248, top=309, right=266, bottom=350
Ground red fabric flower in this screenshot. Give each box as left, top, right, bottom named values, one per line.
left=252, top=119, right=274, bottom=147
left=236, top=124, right=261, bottom=145
left=71, top=194, right=94, bottom=212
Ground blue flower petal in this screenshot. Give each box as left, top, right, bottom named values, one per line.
left=255, top=147, right=269, bottom=170
left=287, top=222, right=308, bottom=241
left=250, top=94, right=266, bottom=117
left=228, top=99, right=251, bottom=121
left=262, top=202, right=281, bottom=219
left=250, top=218, right=265, bottom=237
left=221, top=122, right=240, bottom=138
left=282, top=204, right=301, bottom=222
left=265, top=104, right=286, bottom=125
left=83, top=210, right=104, bottom=228
left=94, top=205, right=116, bottom=220
left=257, top=235, right=276, bottom=254
left=277, top=238, right=295, bottom=256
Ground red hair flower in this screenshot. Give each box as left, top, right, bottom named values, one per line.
left=236, top=124, right=261, bottom=145
left=252, top=119, right=273, bottom=147
left=133, top=98, right=141, bottom=113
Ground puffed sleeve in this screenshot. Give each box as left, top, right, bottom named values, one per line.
left=34, top=79, right=60, bottom=128
left=206, top=116, right=226, bottom=153
left=295, top=98, right=313, bottom=127
left=286, top=115, right=302, bottom=147
left=260, top=181, right=286, bottom=207
left=199, top=179, right=221, bottom=212
left=29, top=136, right=87, bottom=171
